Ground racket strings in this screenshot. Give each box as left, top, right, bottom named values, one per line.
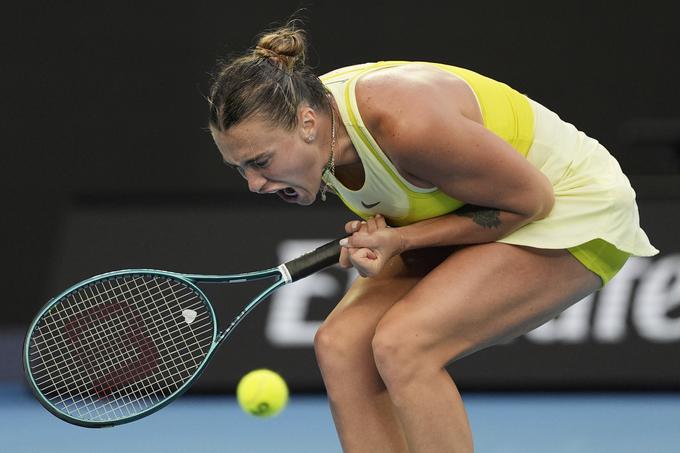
left=31, top=276, right=211, bottom=420
left=28, top=274, right=215, bottom=422
left=31, top=276, right=175, bottom=414
left=60, top=277, right=207, bottom=402
left=32, top=279, right=208, bottom=389
left=31, top=278, right=199, bottom=390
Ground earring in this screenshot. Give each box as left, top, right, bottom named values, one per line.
left=306, top=135, right=315, bottom=143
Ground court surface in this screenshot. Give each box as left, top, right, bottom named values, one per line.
left=2, top=382, right=679, bottom=452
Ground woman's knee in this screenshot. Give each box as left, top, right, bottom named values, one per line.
left=314, top=311, right=373, bottom=373
left=313, top=318, right=345, bottom=368
left=371, top=314, right=427, bottom=388
left=371, top=307, right=467, bottom=389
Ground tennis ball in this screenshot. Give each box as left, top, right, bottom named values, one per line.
left=236, top=369, right=289, bottom=418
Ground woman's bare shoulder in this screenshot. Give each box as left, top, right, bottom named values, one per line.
left=353, top=63, right=480, bottom=163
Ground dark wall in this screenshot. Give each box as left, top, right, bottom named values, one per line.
left=4, top=0, right=679, bottom=324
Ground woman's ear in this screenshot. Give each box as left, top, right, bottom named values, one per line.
left=298, top=106, right=318, bottom=141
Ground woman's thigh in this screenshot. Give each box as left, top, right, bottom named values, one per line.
left=374, top=242, right=602, bottom=365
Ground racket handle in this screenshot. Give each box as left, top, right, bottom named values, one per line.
left=283, top=238, right=343, bottom=282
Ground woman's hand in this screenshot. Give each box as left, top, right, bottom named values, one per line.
left=339, top=215, right=405, bottom=277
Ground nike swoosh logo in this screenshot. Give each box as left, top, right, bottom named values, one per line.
left=361, top=201, right=381, bottom=209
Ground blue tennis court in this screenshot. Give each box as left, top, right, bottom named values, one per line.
left=3, top=382, right=679, bottom=452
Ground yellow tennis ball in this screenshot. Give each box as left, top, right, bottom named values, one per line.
left=236, top=369, right=289, bottom=418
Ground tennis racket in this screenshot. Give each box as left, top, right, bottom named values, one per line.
left=23, top=238, right=342, bottom=428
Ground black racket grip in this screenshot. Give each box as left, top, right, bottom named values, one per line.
left=283, top=238, right=343, bottom=282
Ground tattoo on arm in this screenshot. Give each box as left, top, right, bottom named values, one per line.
left=454, top=205, right=502, bottom=229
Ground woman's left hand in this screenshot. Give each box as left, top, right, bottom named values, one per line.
left=339, top=215, right=405, bottom=278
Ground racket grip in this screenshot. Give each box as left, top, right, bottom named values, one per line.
left=283, top=238, right=343, bottom=282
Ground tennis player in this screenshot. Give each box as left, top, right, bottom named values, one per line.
left=207, top=24, right=658, bottom=453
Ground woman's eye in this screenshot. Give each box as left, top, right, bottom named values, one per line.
left=254, top=158, right=270, bottom=169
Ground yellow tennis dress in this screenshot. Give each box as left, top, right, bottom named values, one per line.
left=320, top=61, right=658, bottom=286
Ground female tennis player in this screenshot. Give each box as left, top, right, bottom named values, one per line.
left=207, top=24, right=658, bottom=453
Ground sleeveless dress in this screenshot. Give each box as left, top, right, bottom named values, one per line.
left=320, top=61, right=658, bottom=285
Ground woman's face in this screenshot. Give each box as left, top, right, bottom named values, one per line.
left=211, top=109, right=326, bottom=206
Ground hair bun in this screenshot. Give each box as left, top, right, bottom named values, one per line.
left=254, top=26, right=306, bottom=71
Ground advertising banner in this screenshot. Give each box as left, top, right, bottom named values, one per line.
left=36, top=192, right=680, bottom=391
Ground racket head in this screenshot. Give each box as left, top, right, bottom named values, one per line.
left=24, top=270, right=218, bottom=427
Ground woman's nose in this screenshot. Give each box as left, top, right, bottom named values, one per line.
left=244, top=169, right=268, bottom=193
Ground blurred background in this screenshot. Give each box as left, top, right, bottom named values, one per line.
left=2, top=1, right=679, bottom=451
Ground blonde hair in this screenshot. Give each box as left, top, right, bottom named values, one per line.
left=208, top=22, right=329, bottom=131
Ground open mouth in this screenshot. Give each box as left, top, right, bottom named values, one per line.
left=277, top=187, right=299, bottom=202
